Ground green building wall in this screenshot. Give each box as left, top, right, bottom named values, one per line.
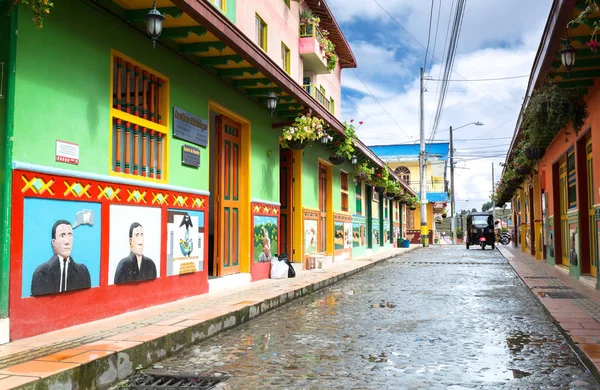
left=13, top=0, right=278, bottom=201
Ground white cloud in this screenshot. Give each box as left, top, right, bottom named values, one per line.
left=329, top=0, right=553, bottom=213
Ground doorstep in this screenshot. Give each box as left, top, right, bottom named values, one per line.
left=0, top=245, right=419, bottom=390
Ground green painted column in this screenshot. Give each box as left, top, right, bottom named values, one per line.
left=0, top=5, right=17, bottom=319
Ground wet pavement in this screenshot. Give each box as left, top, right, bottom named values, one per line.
left=151, top=246, right=600, bottom=389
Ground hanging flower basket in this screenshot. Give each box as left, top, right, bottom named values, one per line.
left=442, top=213, right=447, bottom=218
left=355, top=172, right=369, bottom=181
left=385, top=192, right=395, bottom=199
left=329, top=155, right=345, bottom=165
left=374, top=186, right=385, bottom=194
left=286, top=139, right=308, bottom=150
left=410, top=206, right=417, bottom=210
left=524, top=146, right=546, bottom=160
left=516, top=166, right=531, bottom=176
left=393, top=195, right=401, bottom=201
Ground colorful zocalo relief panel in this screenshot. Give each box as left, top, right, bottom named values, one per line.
left=11, top=169, right=209, bottom=339
left=250, top=202, right=280, bottom=281
left=23, top=199, right=101, bottom=297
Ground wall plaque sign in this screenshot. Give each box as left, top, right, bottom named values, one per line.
left=55, top=140, right=79, bottom=165
left=182, top=144, right=200, bottom=168
left=173, top=107, right=208, bottom=147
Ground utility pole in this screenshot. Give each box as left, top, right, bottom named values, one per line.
left=419, top=67, right=428, bottom=247
left=450, top=126, right=455, bottom=245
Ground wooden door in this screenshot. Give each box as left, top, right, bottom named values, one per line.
left=560, top=159, right=569, bottom=267
left=279, top=150, right=293, bottom=259
left=214, top=115, right=241, bottom=276
left=587, top=139, right=596, bottom=276
left=318, top=163, right=327, bottom=252
left=529, top=187, right=535, bottom=256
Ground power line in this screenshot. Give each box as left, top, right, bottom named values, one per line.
left=371, top=0, right=515, bottom=114
left=350, top=69, right=411, bottom=138
left=429, top=0, right=443, bottom=75
left=428, top=74, right=529, bottom=82
left=423, top=0, right=435, bottom=71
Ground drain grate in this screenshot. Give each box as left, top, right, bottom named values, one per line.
left=537, top=291, right=586, bottom=299
left=129, top=374, right=228, bottom=390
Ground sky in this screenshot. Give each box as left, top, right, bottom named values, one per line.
left=327, top=0, right=553, bottom=214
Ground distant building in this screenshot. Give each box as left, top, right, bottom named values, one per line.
left=370, top=143, right=450, bottom=243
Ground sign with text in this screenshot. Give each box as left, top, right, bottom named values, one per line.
left=173, top=107, right=208, bottom=147
left=182, top=144, right=200, bottom=168
left=55, top=140, right=79, bottom=165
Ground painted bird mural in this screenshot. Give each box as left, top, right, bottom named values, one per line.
left=179, top=214, right=194, bottom=257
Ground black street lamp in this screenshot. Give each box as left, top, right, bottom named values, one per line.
left=145, top=0, right=166, bottom=49
left=559, top=38, right=576, bottom=73
left=266, top=91, right=278, bottom=117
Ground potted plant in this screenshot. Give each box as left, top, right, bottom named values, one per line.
left=299, top=8, right=313, bottom=24
left=279, top=113, right=327, bottom=150
left=353, top=162, right=373, bottom=182
left=408, top=196, right=420, bottom=210
left=520, top=83, right=588, bottom=154
left=370, top=168, right=389, bottom=194
left=329, top=120, right=361, bottom=165
left=319, top=30, right=339, bottom=72
left=385, top=180, right=399, bottom=199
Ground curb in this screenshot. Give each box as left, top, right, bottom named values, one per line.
left=14, top=246, right=419, bottom=390
left=496, top=246, right=600, bottom=384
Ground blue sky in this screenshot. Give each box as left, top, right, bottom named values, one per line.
left=327, top=0, right=553, bottom=213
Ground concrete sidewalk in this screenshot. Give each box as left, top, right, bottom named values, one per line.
left=0, top=246, right=419, bottom=390
left=498, top=245, right=600, bottom=383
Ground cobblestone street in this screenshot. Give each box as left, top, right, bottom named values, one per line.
left=152, top=246, right=600, bottom=389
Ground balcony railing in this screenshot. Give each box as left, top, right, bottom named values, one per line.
left=299, top=23, right=324, bottom=43
left=303, top=84, right=331, bottom=112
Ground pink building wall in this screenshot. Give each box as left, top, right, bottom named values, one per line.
left=234, top=0, right=344, bottom=120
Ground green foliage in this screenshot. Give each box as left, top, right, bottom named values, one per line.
left=279, top=114, right=327, bottom=149
left=335, top=120, right=360, bottom=160
left=369, top=167, right=389, bottom=188
left=319, top=30, right=338, bottom=72
left=481, top=201, right=492, bottom=212
left=14, top=0, right=54, bottom=28
left=521, top=83, right=588, bottom=148
left=353, top=161, right=374, bottom=181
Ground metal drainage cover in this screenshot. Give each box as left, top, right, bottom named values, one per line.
left=129, top=374, right=228, bottom=390
left=537, top=291, right=586, bottom=299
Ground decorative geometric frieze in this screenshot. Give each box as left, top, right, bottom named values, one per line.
left=192, top=197, right=205, bottom=209
left=152, top=192, right=169, bottom=205
left=127, top=189, right=147, bottom=204
left=21, top=176, right=54, bottom=195
left=64, top=181, right=91, bottom=198
left=173, top=195, right=188, bottom=207
left=97, top=185, right=121, bottom=201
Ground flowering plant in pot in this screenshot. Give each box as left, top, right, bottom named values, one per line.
left=385, top=180, right=399, bottom=199
left=353, top=161, right=373, bottom=182
left=279, top=113, right=327, bottom=150
left=568, top=1, right=600, bottom=52
left=408, top=196, right=420, bottom=210
left=319, top=30, right=339, bottom=72
left=11, top=0, right=54, bottom=28
left=330, top=119, right=361, bottom=164
left=510, top=151, right=535, bottom=176
left=370, top=168, right=389, bottom=193
left=521, top=83, right=588, bottom=151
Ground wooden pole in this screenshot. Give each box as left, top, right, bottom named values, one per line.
left=134, top=66, right=140, bottom=117
left=133, top=124, right=139, bottom=175
left=142, top=127, right=148, bottom=176
left=115, top=119, right=122, bottom=173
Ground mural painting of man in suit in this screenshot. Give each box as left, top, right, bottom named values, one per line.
left=31, top=220, right=92, bottom=296
left=114, top=222, right=157, bottom=284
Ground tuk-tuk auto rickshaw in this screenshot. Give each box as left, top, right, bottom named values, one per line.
left=466, top=212, right=495, bottom=250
